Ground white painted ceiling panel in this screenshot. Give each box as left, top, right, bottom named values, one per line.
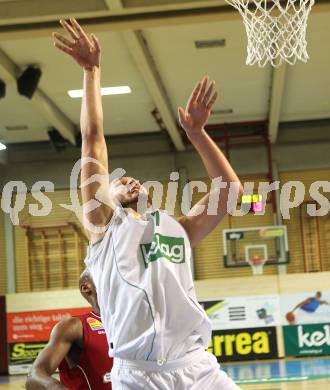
left=281, top=11, right=330, bottom=122
left=144, top=20, right=272, bottom=125
left=0, top=31, right=159, bottom=142
left=0, top=0, right=328, bottom=146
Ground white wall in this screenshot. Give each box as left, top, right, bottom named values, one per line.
left=1, top=133, right=330, bottom=190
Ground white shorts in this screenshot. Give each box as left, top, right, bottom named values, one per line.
left=111, top=349, right=241, bottom=390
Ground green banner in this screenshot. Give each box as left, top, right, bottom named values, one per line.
left=284, top=323, right=330, bottom=356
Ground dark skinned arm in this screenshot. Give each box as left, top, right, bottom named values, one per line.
left=26, top=317, right=82, bottom=390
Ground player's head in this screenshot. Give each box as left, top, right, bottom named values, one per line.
left=316, top=291, right=322, bottom=299
left=79, top=269, right=99, bottom=312
left=111, top=176, right=152, bottom=211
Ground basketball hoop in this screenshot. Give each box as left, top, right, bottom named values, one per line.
left=247, top=257, right=267, bottom=275
left=225, top=0, right=315, bottom=67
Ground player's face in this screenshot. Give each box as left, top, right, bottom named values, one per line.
left=80, top=279, right=97, bottom=301
left=111, top=177, right=148, bottom=207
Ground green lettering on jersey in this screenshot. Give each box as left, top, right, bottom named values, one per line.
left=140, top=233, right=185, bottom=268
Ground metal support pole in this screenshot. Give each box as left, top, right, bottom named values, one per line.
left=178, top=167, right=195, bottom=279
left=272, top=161, right=287, bottom=274
left=4, top=213, right=16, bottom=293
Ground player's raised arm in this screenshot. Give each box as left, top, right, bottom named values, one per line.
left=53, top=18, right=113, bottom=242
left=177, top=76, right=243, bottom=247
left=26, top=318, right=81, bottom=390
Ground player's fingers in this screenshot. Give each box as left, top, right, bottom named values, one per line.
left=91, top=34, right=101, bottom=52
left=54, top=41, right=73, bottom=56
left=187, top=82, right=202, bottom=111
left=60, top=19, right=79, bottom=40
left=53, top=32, right=74, bottom=48
left=178, top=107, right=187, bottom=126
left=196, top=76, right=208, bottom=103
left=70, top=17, right=92, bottom=45
left=206, top=91, right=219, bottom=110
left=202, top=80, right=215, bottom=105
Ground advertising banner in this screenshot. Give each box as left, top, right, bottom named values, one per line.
left=208, top=327, right=278, bottom=362
left=199, top=295, right=280, bottom=361
left=283, top=323, right=330, bottom=357
left=280, top=291, right=330, bottom=357
left=280, top=291, right=330, bottom=326
left=200, top=295, right=281, bottom=330
left=7, top=307, right=89, bottom=374
left=0, top=297, right=7, bottom=374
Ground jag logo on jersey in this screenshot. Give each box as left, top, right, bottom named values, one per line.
left=140, top=233, right=185, bottom=268
left=87, top=317, right=104, bottom=331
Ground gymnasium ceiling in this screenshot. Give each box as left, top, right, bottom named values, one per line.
left=0, top=0, right=329, bottom=152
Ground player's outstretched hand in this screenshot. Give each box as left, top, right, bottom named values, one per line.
left=178, top=76, right=218, bottom=139
left=53, top=18, right=101, bottom=70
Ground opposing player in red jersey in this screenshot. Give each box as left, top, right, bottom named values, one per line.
left=26, top=270, right=112, bottom=390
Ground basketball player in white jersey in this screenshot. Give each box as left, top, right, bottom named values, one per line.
left=53, top=18, right=242, bottom=389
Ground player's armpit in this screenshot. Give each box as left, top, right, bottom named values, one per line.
left=178, top=192, right=228, bottom=248
left=26, top=317, right=82, bottom=390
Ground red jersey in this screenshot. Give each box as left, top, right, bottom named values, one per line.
left=59, top=312, right=113, bottom=389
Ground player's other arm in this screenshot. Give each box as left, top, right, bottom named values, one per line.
left=53, top=18, right=113, bottom=243
left=177, top=76, right=243, bottom=247
left=26, top=317, right=82, bottom=390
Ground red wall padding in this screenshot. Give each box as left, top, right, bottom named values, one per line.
left=0, top=296, right=8, bottom=374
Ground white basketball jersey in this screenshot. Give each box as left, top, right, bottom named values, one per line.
left=85, top=208, right=212, bottom=363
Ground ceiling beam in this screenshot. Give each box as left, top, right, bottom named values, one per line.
left=124, top=0, right=222, bottom=7
left=104, top=0, right=123, bottom=11
left=0, top=6, right=238, bottom=40
left=108, top=0, right=185, bottom=151
left=104, top=0, right=114, bottom=11
left=0, top=0, right=328, bottom=40
left=107, top=0, right=224, bottom=13
left=0, top=48, right=76, bottom=144
left=123, top=30, right=185, bottom=151
left=0, top=0, right=108, bottom=25
left=268, top=64, right=287, bottom=144
left=0, top=0, right=330, bottom=40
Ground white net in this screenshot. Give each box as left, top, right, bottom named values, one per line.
left=225, top=0, right=315, bottom=67
left=247, top=258, right=267, bottom=275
